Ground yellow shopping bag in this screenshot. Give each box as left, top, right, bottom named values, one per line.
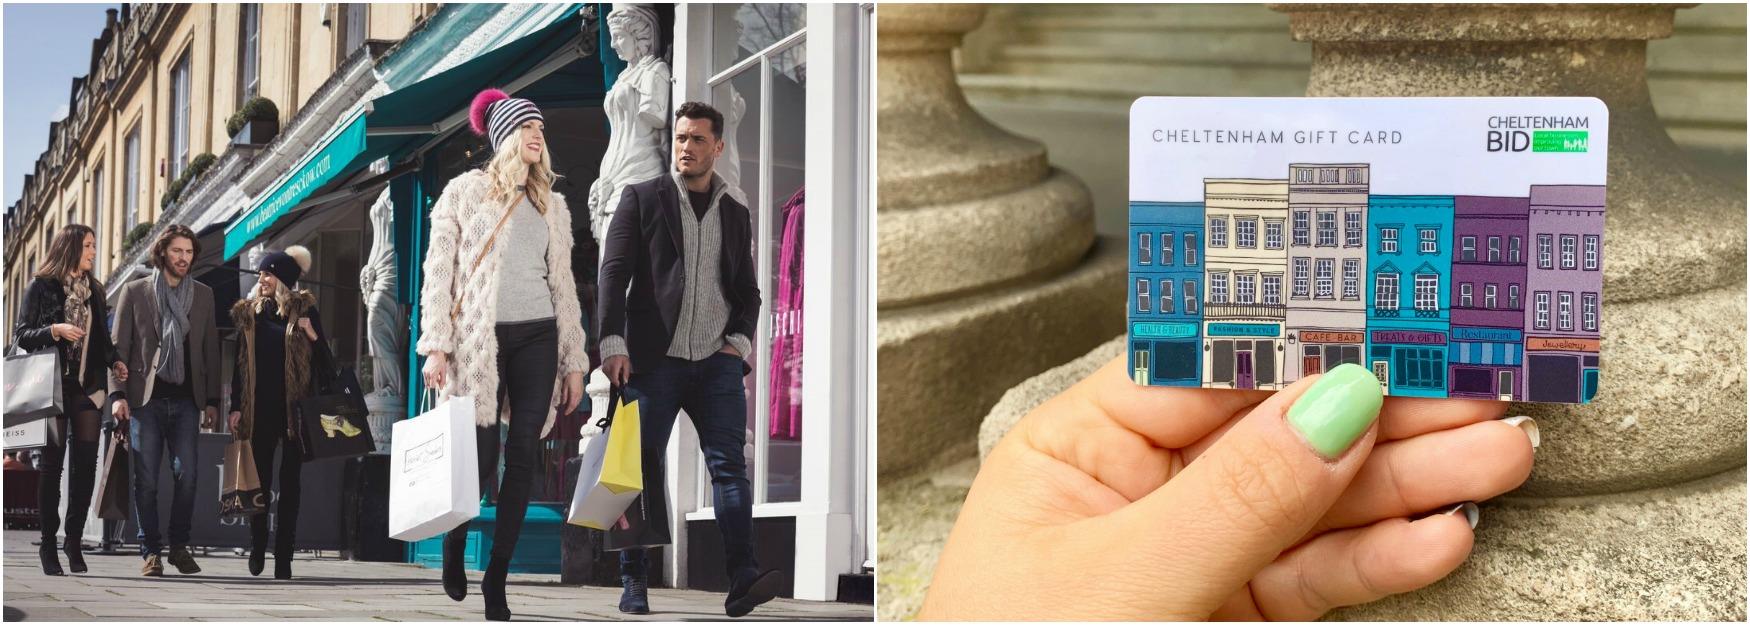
left=568, top=386, right=645, bottom=529
left=600, top=388, right=642, bottom=493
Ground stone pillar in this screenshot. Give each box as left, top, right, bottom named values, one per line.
left=877, top=4, right=1127, bottom=476
left=1265, top=4, right=1742, bottom=619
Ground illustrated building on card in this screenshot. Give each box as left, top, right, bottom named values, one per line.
left=1449, top=195, right=1531, bottom=401
left=1285, top=164, right=1370, bottom=384
left=1523, top=184, right=1606, bottom=403
left=1364, top=195, right=1455, bottom=398
left=1127, top=202, right=1205, bottom=385
left=1201, top=178, right=1289, bottom=390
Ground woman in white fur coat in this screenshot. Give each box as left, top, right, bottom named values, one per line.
left=415, top=88, right=588, bottom=622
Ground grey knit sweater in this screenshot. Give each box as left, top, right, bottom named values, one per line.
left=600, top=172, right=752, bottom=362
left=496, top=195, right=556, bottom=323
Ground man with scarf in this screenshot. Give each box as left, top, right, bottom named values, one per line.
left=108, top=225, right=222, bottom=577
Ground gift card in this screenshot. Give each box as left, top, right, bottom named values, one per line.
left=1128, top=97, right=1607, bottom=403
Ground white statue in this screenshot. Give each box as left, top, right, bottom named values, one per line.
left=359, top=187, right=405, bottom=451
left=587, top=3, right=670, bottom=247
left=586, top=4, right=672, bottom=432
left=717, top=86, right=749, bottom=205
left=359, top=187, right=404, bottom=400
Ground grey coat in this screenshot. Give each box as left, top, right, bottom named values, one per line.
left=106, top=274, right=222, bottom=410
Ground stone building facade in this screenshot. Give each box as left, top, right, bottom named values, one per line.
left=3, top=3, right=435, bottom=331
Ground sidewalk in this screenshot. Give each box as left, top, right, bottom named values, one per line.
left=3, top=531, right=871, bottom=622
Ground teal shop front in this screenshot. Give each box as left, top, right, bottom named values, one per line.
left=371, top=3, right=611, bottom=575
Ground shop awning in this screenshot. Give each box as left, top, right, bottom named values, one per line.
left=221, top=3, right=586, bottom=260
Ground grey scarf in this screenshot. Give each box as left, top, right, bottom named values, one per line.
left=152, top=267, right=194, bottom=385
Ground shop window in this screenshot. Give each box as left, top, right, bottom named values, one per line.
left=1254, top=340, right=1276, bottom=385
left=1315, top=258, right=1333, bottom=299
left=1212, top=340, right=1234, bottom=383
left=1452, top=367, right=1491, bottom=394
left=1292, top=257, right=1310, bottom=298
left=1317, top=212, right=1337, bottom=246
left=708, top=2, right=811, bottom=505
left=1375, top=272, right=1399, bottom=313
left=1342, top=259, right=1359, bottom=300
left=1393, top=347, right=1445, bottom=389
left=1155, top=341, right=1197, bottom=381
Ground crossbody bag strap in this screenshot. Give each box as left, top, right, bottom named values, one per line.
left=450, top=192, right=527, bottom=323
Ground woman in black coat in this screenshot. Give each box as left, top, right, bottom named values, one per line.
left=226, top=245, right=329, bottom=580
left=12, top=224, right=127, bottom=576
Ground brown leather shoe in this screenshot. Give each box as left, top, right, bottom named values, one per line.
left=141, top=554, right=164, bottom=577
left=166, top=545, right=202, bottom=575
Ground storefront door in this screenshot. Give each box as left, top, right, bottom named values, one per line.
left=1372, top=360, right=1390, bottom=394
left=1236, top=351, right=1255, bottom=389
left=1134, top=349, right=1150, bottom=385
left=1302, top=348, right=1321, bottom=378
left=1497, top=370, right=1514, bottom=401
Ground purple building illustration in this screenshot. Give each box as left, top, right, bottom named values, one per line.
left=1523, top=185, right=1605, bottom=403
left=1449, top=196, right=1530, bottom=400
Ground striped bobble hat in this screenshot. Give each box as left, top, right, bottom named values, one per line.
left=469, top=88, right=543, bottom=153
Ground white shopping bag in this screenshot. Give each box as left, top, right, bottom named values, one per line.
left=388, top=394, right=479, bottom=541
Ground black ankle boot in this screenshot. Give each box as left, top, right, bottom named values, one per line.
left=482, top=556, right=510, bottom=621
left=619, top=573, right=650, bottom=614
left=248, top=545, right=266, bottom=576
left=442, top=531, right=468, bottom=601
left=274, top=554, right=292, bottom=580
left=62, top=538, right=87, bottom=574
left=39, top=544, right=64, bottom=576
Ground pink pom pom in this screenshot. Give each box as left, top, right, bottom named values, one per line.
left=469, top=89, right=509, bottom=136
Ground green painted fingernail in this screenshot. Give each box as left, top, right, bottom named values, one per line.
left=1287, top=363, right=1384, bottom=459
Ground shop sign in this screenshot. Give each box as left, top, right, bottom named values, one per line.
left=1300, top=331, right=1363, bottom=344
left=1209, top=323, right=1280, bottom=337
left=1452, top=327, right=1522, bottom=342
left=1371, top=330, right=1446, bottom=345
left=1134, top=322, right=1198, bottom=339
left=1527, top=337, right=1600, bottom=352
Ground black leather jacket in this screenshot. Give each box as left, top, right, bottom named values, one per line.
left=12, top=275, right=120, bottom=394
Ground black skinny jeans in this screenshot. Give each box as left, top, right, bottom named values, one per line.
left=446, top=319, right=558, bottom=562
left=39, top=376, right=100, bottom=546
left=249, top=397, right=303, bottom=558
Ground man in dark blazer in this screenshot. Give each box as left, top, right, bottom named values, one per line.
left=597, top=102, right=776, bottom=618
left=108, top=225, right=222, bottom=577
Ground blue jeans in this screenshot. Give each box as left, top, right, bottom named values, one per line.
left=620, top=352, right=757, bottom=579
left=129, top=397, right=200, bottom=557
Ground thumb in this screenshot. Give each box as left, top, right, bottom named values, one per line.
left=1100, top=363, right=1384, bottom=618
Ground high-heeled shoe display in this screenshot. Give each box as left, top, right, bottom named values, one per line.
left=319, top=414, right=362, bottom=438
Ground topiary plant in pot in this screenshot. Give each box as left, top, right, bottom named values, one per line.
left=227, top=97, right=281, bottom=145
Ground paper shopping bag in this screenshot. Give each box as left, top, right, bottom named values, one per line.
left=567, top=386, right=643, bottom=530
left=3, top=347, right=62, bottom=427
left=388, top=393, right=479, bottom=541
left=218, top=438, right=267, bottom=519
left=93, top=429, right=131, bottom=520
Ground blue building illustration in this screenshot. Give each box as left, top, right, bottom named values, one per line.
left=1364, top=195, right=1454, bottom=397
left=1128, top=201, right=1204, bottom=386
